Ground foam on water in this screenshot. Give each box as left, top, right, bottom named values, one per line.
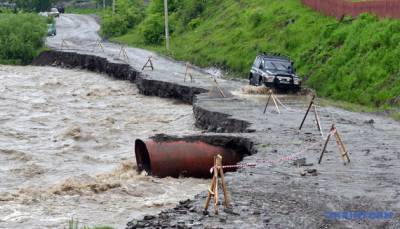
left=0, top=65, right=208, bottom=228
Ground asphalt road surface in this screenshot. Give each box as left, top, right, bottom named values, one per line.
left=46, top=14, right=242, bottom=91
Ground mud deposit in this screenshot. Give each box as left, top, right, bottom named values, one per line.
left=0, top=65, right=208, bottom=228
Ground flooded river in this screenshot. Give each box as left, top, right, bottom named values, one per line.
left=0, top=65, right=208, bottom=228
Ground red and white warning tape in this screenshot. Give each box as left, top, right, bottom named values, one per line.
left=210, top=129, right=337, bottom=173
left=274, top=96, right=302, bottom=113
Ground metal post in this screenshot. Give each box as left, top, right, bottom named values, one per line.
left=164, top=0, right=170, bottom=50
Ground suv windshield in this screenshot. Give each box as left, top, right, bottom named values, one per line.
left=264, top=59, right=292, bottom=72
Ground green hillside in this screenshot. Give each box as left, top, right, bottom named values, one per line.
left=108, top=0, right=400, bottom=109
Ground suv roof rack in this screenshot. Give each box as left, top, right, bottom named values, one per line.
left=259, top=52, right=292, bottom=61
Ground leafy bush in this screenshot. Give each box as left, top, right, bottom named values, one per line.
left=139, top=13, right=165, bottom=45
left=0, top=13, right=46, bottom=64
left=101, top=14, right=129, bottom=37
left=100, top=0, right=144, bottom=38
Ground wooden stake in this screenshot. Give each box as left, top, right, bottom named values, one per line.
left=334, top=129, right=351, bottom=164
left=318, top=124, right=350, bottom=165
left=271, top=94, right=281, bottom=114
left=218, top=162, right=231, bottom=208
left=263, top=93, right=272, bottom=114
left=299, top=95, right=324, bottom=137
left=204, top=155, right=231, bottom=215
left=313, top=105, right=323, bottom=137
left=211, top=78, right=225, bottom=98
left=263, top=90, right=280, bottom=114
left=318, top=124, right=334, bottom=164
left=204, top=173, right=216, bottom=211
left=141, top=56, right=154, bottom=71
left=299, top=95, right=315, bottom=130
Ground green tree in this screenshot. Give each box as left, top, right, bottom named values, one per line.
left=12, top=0, right=55, bottom=12
left=100, top=0, right=144, bottom=37
left=0, top=13, right=47, bottom=64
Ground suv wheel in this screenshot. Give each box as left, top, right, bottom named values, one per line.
left=257, top=77, right=262, bottom=86
left=249, top=73, right=255, bottom=86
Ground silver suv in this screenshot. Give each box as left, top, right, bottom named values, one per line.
left=249, top=54, right=301, bottom=91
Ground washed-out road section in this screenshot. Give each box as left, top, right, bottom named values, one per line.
left=34, top=14, right=400, bottom=228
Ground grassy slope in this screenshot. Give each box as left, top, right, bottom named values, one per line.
left=113, top=0, right=399, bottom=112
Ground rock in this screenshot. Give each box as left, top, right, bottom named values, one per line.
left=219, top=217, right=227, bottom=223
left=143, top=215, right=155, bottom=220
left=128, top=220, right=145, bottom=228
left=306, top=168, right=317, bottom=176
left=177, top=221, right=186, bottom=229
left=177, top=210, right=187, bottom=214
left=253, top=210, right=261, bottom=215
left=159, top=213, right=169, bottom=220
left=179, top=199, right=191, bottom=206
left=293, top=158, right=306, bottom=166
left=263, top=218, right=271, bottom=224
left=364, top=119, right=374, bottom=124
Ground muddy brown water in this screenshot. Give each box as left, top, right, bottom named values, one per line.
left=0, top=65, right=208, bottom=229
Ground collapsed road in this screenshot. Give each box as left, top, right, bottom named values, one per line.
left=7, top=14, right=400, bottom=228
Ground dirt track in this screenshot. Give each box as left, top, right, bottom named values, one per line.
left=34, top=14, right=400, bottom=228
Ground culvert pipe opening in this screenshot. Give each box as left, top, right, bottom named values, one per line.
left=134, top=138, right=245, bottom=178
left=135, top=139, right=152, bottom=175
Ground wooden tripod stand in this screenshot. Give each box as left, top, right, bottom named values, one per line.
left=60, top=39, right=69, bottom=50
left=93, top=39, right=105, bottom=52
left=118, top=45, right=129, bottom=63
left=208, top=77, right=226, bottom=98
left=299, top=95, right=323, bottom=137
left=318, top=123, right=351, bottom=165
left=184, top=62, right=194, bottom=82
left=263, top=89, right=280, bottom=114
left=141, top=56, right=154, bottom=71
left=204, top=155, right=231, bottom=215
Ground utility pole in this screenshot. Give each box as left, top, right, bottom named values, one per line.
left=164, top=0, right=170, bottom=50
left=112, top=0, right=115, bottom=15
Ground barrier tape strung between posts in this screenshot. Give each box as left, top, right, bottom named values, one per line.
left=273, top=95, right=324, bottom=113
left=209, top=129, right=337, bottom=173
left=274, top=96, right=303, bottom=113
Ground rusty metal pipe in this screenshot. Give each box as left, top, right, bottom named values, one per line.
left=135, top=139, right=243, bottom=178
